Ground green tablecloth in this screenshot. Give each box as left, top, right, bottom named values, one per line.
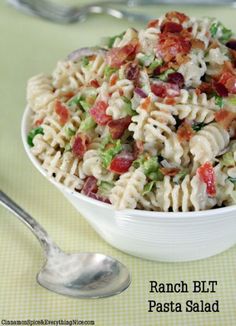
left=1, top=1, right=236, bottom=325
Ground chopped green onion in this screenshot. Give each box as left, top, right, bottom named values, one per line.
left=192, top=122, right=207, bottom=132
left=158, top=69, right=175, bottom=81
left=210, top=23, right=219, bottom=37
left=68, top=95, right=82, bottom=107
left=215, top=95, right=224, bottom=108
left=100, top=139, right=122, bottom=168
left=104, top=65, right=118, bottom=79
left=27, top=127, right=44, bottom=147
left=143, top=157, right=159, bottom=175
left=132, top=155, right=145, bottom=169
left=79, top=115, right=96, bottom=132
left=173, top=170, right=188, bottom=184
left=64, top=143, right=72, bottom=152
left=64, top=126, right=76, bottom=137
left=221, top=152, right=235, bottom=167
left=81, top=56, right=89, bottom=67
left=98, top=181, right=114, bottom=196
left=148, top=170, right=164, bottom=181
left=142, top=181, right=155, bottom=195
left=79, top=100, right=91, bottom=112
left=138, top=54, right=155, bottom=67
left=121, top=96, right=136, bottom=116
left=107, top=32, right=125, bottom=48
left=68, top=95, right=91, bottom=112
left=149, top=59, right=163, bottom=70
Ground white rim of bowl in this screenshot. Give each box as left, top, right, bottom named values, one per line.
left=21, top=106, right=236, bottom=219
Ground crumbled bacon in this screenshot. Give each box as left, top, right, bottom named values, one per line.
left=165, top=11, right=189, bottom=24
left=64, top=91, right=75, bottom=99
left=88, top=192, right=111, bottom=204
left=215, top=109, right=236, bottom=129
left=226, top=39, right=236, bottom=51
left=217, top=71, right=236, bottom=94
left=54, top=100, right=70, bottom=125
left=197, top=162, right=216, bottom=197
left=108, top=116, right=132, bottom=139
left=81, top=176, right=98, bottom=195
left=35, top=119, right=44, bottom=127
left=191, top=39, right=205, bottom=50
left=160, top=167, right=180, bottom=176
left=109, top=151, right=135, bottom=174
left=214, top=82, right=229, bottom=97
left=160, top=22, right=183, bottom=33
left=72, top=134, right=89, bottom=158
left=151, top=80, right=180, bottom=98
left=106, top=40, right=139, bottom=68
left=157, top=33, right=191, bottom=62
left=90, top=101, right=112, bottom=125
left=177, top=121, right=194, bottom=141
left=167, top=72, right=185, bottom=88
left=196, top=82, right=214, bottom=95
left=141, top=96, right=152, bottom=110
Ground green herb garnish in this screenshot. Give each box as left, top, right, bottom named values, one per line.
left=100, top=139, right=122, bottom=168
left=27, top=127, right=44, bottom=147
left=81, top=56, right=89, bottom=67
left=142, top=181, right=155, bottom=195
left=215, top=95, right=224, bottom=108
left=79, top=115, right=96, bottom=132
left=210, top=21, right=233, bottom=43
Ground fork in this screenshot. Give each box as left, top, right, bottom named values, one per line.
left=7, top=0, right=153, bottom=24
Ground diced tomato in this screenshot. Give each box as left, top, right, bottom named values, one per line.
left=81, top=176, right=98, bottom=195
left=108, top=116, right=132, bottom=139
left=147, top=19, right=159, bottom=28
left=214, top=82, right=229, bottom=97
left=197, top=162, right=216, bottom=197
left=141, top=96, right=151, bottom=110
left=177, top=121, right=194, bottom=141
left=160, top=167, right=180, bottom=176
left=55, top=100, right=70, bottom=125
left=196, top=82, right=214, bottom=95
left=157, top=33, right=191, bottom=62
left=90, top=79, right=100, bottom=88
left=35, top=118, right=44, bottom=127
left=151, top=80, right=180, bottom=98
left=165, top=11, right=189, bottom=24
left=90, top=101, right=112, bottom=126
left=161, top=22, right=183, bottom=33
left=167, top=72, right=185, bottom=88
left=109, top=151, right=135, bottom=174
left=215, top=109, right=236, bottom=129
left=106, top=40, right=139, bottom=68
left=164, top=97, right=176, bottom=105
left=218, top=71, right=236, bottom=94
left=72, top=134, right=89, bottom=158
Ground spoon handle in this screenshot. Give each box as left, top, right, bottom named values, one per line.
left=0, top=190, right=60, bottom=255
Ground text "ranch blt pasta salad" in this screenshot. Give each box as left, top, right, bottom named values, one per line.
left=27, top=11, right=236, bottom=212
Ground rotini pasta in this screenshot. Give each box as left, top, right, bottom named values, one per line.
left=26, top=11, right=236, bottom=211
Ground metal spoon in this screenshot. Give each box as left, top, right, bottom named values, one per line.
left=0, top=190, right=131, bottom=298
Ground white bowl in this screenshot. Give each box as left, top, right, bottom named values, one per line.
left=21, top=107, right=236, bottom=262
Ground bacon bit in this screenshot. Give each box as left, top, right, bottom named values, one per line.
left=165, top=11, right=189, bottom=24
left=125, top=62, right=140, bottom=83
left=176, top=53, right=190, bottom=65
left=54, top=100, right=70, bottom=125
left=191, top=39, right=205, bottom=50
left=35, top=119, right=44, bottom=127
left=161, top=22, right=183, bottom=33
left=81, top=176, right=98, bottom=195
left=109, top=151, right=135, bottom=174
left=218, top=71, right=236, bottom=94
left=215, top=109, right=236, bottom=129
left=133, top=140, right=144, bottom=159
left=151, top=81, right=180, bottom=98
left=90, top=79, right=100, bottom=88
left=108, top=116, right=132, bottom=139
left=164, top=97, right=176, bottom=105
left=90, top=101, right=112, bottom=126
left=106, top=40, right=139, bottom=68
left=160, top=167, right=180, bottom=176
left=195, top=88, right=201, bottom=96
left=64, top=91, right=75, bottom=99
left=109, top=74, right=118, bottom=86
left=72, top=133, right=89, bottom=158
left=177, top=121, right=194, bottom=141
left=196, top=82, right=214, bottom=95
left=147, top=19, right=159, bottom=28
left=214, top=82, right=229, bottom=97
left=157, top=33, right=191, bottom=62
left=88, top=192, right=111, bottom=204
left=197, top=162, right=216, bottom=197
left=141, top=96, right=151, bottom=110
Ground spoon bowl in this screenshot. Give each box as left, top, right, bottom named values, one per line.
left=0, top=190, right=131, bottom=298
left=37, top=251, right=131, bottom=298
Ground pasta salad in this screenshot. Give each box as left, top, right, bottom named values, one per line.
left=27, top=11, right=236, bottom=211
